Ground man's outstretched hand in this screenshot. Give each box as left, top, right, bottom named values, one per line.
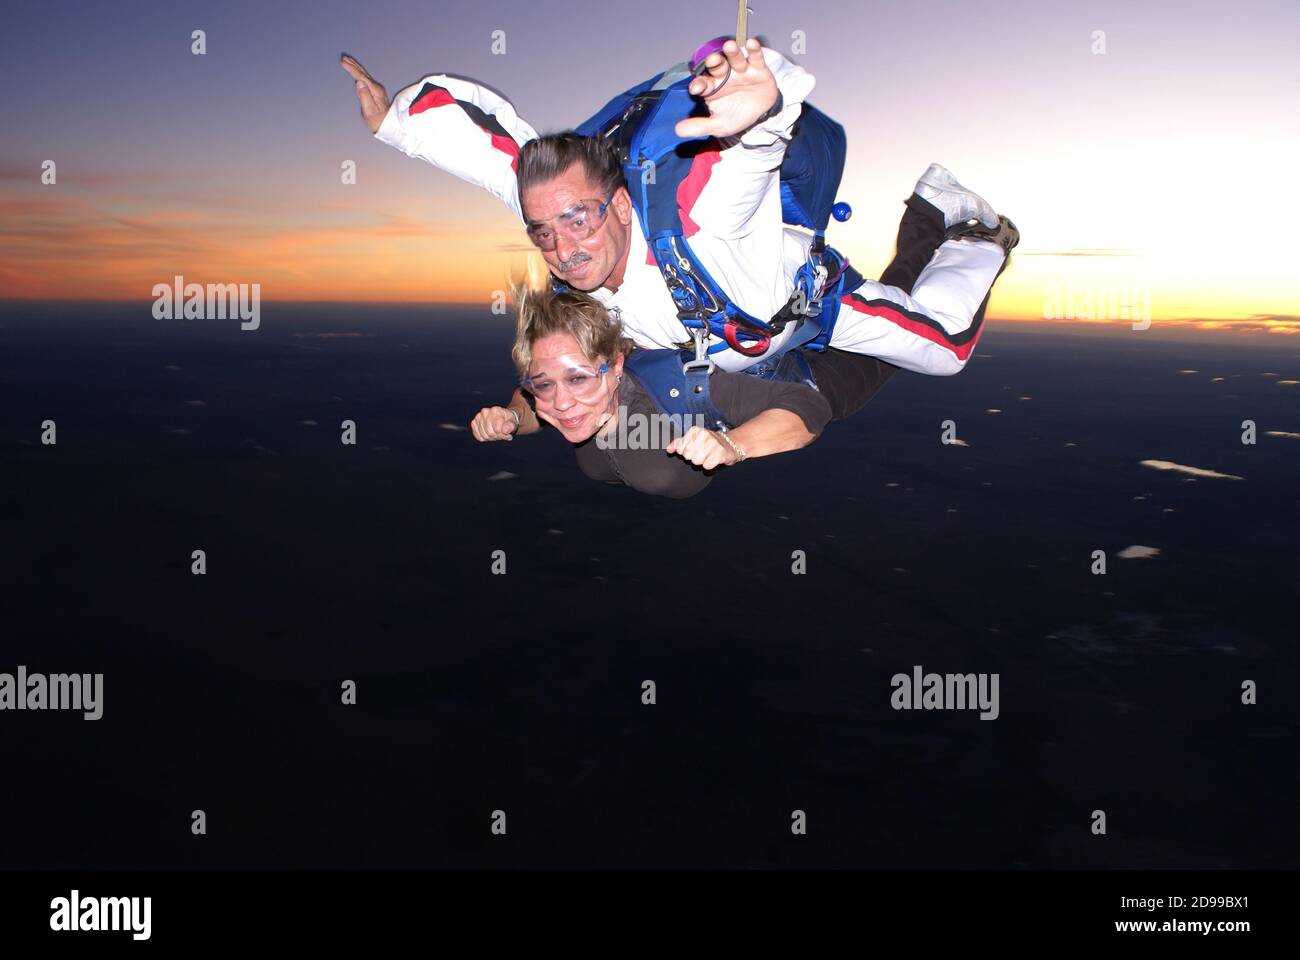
left=340, top=54, right=390, bottom=134
left=674, top=38, right=778, bottom=140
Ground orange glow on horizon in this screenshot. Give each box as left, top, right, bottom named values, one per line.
left=2, top=186, right=1296, bottom=340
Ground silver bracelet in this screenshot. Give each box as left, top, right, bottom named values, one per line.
left=508, top=408, right=521, bottom=427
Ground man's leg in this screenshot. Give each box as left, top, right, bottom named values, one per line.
left=822, top=166, right=1016, bottom=377
left=880, top=193, right=947, bottom=291
left=805, top=192, right=968, bottom=420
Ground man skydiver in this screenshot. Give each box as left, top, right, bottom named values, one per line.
left=339, top=40, right=1017, bottom=428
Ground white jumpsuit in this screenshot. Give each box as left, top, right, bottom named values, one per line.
left=374, top=48, right=1006, bottom=375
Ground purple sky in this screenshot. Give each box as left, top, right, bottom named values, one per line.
left=2, top=0, right=1297, bottom=330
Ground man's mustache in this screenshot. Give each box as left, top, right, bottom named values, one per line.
left=557, top=251, right=592, bottom=272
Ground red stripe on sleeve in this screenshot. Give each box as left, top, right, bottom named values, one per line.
left=409, top=87, right=519, bottom=172
left=489, top=132, right=520, bottom=173
left=409, top=88, right=456, bottom=115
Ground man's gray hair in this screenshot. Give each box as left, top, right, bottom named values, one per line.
left=517, top=133, right=625, bottom=211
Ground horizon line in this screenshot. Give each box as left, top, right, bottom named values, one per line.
left=0, top=297, right=1292, bottom=328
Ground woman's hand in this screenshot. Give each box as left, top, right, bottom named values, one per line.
left=470, top=406, right=519, bottom=442
left=665, top=426, right=740, bottom=470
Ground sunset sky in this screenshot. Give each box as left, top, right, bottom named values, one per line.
left=1, top=0, right=1297, bottom=335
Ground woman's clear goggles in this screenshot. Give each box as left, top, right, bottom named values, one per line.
left=520, top=359, right=612, bottom=400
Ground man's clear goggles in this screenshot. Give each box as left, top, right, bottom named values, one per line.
left=524, top=197, right=613, bottom=251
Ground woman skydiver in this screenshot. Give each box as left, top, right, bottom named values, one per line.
left=470, top=185, right=1018, bottom=498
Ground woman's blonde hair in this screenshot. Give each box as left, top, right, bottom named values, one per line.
left=511, top=281, right=636, bottom=376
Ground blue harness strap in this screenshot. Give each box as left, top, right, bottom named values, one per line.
left=738, top=320, right=822, bottom=386
left=622, top=338, right=827, bottom=437
left=622, top=348, right=732, bottom=432
left=572, top=66, right=856, bottom=364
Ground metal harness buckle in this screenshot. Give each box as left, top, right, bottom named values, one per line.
left=682, top=325, right=714, bottom=377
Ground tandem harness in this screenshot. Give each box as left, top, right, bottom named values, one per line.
left=560, top=55, right=864, bottom=428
